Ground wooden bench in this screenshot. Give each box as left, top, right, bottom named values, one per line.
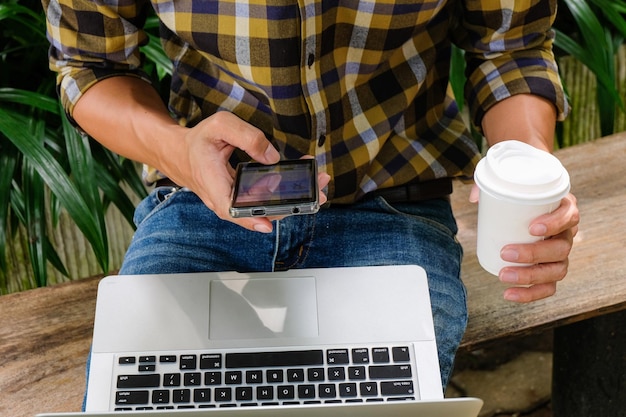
left=1, top=133, right=625, bottom=417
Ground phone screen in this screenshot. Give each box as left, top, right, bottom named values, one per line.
left=230, top=159, right=318, bottom=217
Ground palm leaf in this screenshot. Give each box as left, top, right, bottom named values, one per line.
left=0, top=143, right=18, bottom=273
left=22, top=154, right=48, bottom=287
left=61, top=105, right=109, bottom=269
left=0, top=108, right=109, bottom=273
left=0, top=88, right=60, bottom=114
left=555, top=0, right=624, bottom=136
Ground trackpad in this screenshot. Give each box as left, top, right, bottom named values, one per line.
left=209, top=277, right=319, bottom=340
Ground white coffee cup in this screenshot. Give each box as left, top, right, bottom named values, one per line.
left=474, top=140, right=571, bottom=276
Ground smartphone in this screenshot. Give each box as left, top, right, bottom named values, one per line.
left=229, top=159, right=320, bottom=218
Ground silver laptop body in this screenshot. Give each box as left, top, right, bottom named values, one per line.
left=38, top=265, right=482, bottom=417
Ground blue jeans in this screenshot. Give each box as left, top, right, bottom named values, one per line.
left=121, top=187, right=467, bottom=387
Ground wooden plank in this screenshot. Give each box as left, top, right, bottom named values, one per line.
left=0, top=276, right=100, bottom=416
left=454, top=133, right=626, bottom=351
left=1, top=133, right=625, bottom=416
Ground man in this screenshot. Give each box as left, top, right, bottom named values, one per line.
left=43, top=0, right=579, bottom=387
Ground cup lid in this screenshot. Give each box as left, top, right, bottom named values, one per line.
left=474, top=140, right=570, bottom=204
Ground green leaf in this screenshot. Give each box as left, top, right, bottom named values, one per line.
left=0, top=143, right=18, bottom=273
left=22, top=155, right=48, bottom=286
left=449, top=45, right=466, bottom=112
left=557, top=0, right=625, bottom=136
left=61, top=107, right=109, bottom=270
left=0, top=88, right=60, bottom=114
left=141, top=33, right=173, bottom=79
left=0, top=108, right=109, bottom=273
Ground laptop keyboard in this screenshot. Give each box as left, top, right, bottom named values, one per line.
left=112, top=345, right=419, bottom=411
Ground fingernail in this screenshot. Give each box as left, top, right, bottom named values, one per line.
left=530, top=223, right=548, bottom=236
left=501, top=248, right=519, bottom=262
left=254, top=223, right=272, bottom=233
left=500, top=270, right=518, bottom=283
left=504, top=291, right=521, bottom=302
left=264, top=145, right=280, bottom=163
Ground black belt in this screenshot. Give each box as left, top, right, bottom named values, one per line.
left=365, top=177, right=453, bottom=203
left=155, top=177, right=453, bottom=203
left=155, top=178, right=180, bottom=189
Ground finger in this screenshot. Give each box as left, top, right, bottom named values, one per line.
left=503, top=282, right=558, bottom=303
left=318, top=172, right=331, bottom=205
left=204, top=112, right=280, bottom=164
left=499, top=257, right=569, bottom=286
left=529, top=193, right=579, bottom=238
left=501, top=228, right=574, bottom=265
left=469, top=184, right=479, bottom=203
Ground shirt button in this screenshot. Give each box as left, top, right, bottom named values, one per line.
left=307, top=53, right=315, bottom=68
left=317, top=134, right=326, bottom=147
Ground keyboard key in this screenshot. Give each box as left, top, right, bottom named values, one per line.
left=277, top=385, right=295, bottom=400
left=327, top=349, right=349, bottom=365
left=116, top=390, right=149, bottom=405
left=369, top=365, right=412, bottom=379
left=184, top=372, right=201, bottom=386
left=138, top=365, right=155, bottom=372
left=194, top=388, right=211, bottom=403
left=392, top=347, right=411, bottom=362
left=348, top=366, right=366, bottom=380
left=267, top=369, right=284, bottom=383
left=246, top=370, right=263, bottom=384
left=298, top=384, right=316, bottom=399
left=226, top=350, right=323, bottom=368
left=225, top=371, right=242, bottom=384
left=287, top=368, right=305, bottom=382
left=152, top=390, right=170, bottom=404
left=236, top=387, right=253, bottom=401
left=256, top=386, right=274, bottom=400
left=360, top=382, right=378, bottom=396
left=200, top=354, right=222, bottom=369
left=352, top=348, right=369, bottom=363
left=117, top=374, right=160, bottom=388
left=139, top=356, right=156, bottom=363
left=339, top=383, right=357, bottom=397
left=372, top=348, right=390, bottom=363
left=328, top=367, right=345, bottom=381
left=172, top=389, right=191, bottom=403
left=307, top=367, right=324, bottom=381
left=164, top=373, right=181, bottom=387
left=160, top=355, right=177, bottom=363
left=319, top=384, right=337, bottom=398
left=118, top=356, right=136, bottom=365
left=205, top=371, right=222, bottom=385
left=215, top=388, right=232, bottom=402
left=380, top=381, right=415, bottom=396
left=180, top=355, right=197, bottom=370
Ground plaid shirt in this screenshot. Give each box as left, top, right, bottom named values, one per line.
left=45, top=0, right=567, bottom=203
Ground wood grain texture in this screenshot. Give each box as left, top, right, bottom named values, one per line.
left=1, top=134, right=625, bottom=416
left=0, top=276, right=100, bottom=416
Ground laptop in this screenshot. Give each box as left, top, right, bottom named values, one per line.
left=37, top=265, right=482, bottom=416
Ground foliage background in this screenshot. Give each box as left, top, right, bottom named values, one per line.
left=1, top=0, right=625, bottom=294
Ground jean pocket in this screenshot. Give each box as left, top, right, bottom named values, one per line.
left=133, top=186, right=183, bottom=227
left=373, top=196, right=459, bottom=239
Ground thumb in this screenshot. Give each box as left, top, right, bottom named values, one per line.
left=469, top=184, right=480, bottom=203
